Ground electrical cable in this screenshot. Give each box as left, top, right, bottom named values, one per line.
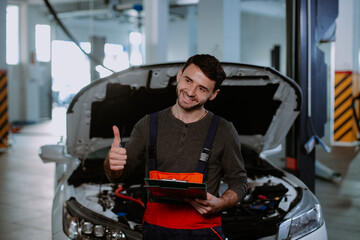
left=43, top=0, right=115, bottom=73
left=115, top=187, right=145, bottom=207
left=352, top=94, right=360, bottom=135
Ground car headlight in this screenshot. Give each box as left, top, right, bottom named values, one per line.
left=63, top=198, right=128, bottom=240
left=277, top=188, right=325, bottom=239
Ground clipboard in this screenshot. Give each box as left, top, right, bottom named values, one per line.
left=144, top=178, right=207, bottom=201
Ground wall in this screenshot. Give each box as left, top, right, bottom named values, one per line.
left=167, top=13, right=191, bottom=62
left=8, top=4, right=52, bottom=123
left=56, top=7, right=193, bottom=64
left=335, top=0, right=354, bottom=71
left=56, top=18, right=135, bottom=45
left=5, top=0, right=288, bottom=124
left=8, top=4, right=139, bottom=123
left=331, top=0, right=360, bottom=145
left=0, top=0, right=6, bottom=69
left=241, top=12, right=286, bottom=74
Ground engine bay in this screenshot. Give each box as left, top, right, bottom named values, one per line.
left=68, top=145, right=300, bottom=239
left=71, top=169, right=299, bottom=238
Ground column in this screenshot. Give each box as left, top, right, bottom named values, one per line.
left=333, top=0, right=359, bottom=143
left=198, top=0, right=241, bottom=62
left=0, top=0, right=8, bottom=150
left=90, top=36, right=105, bottom=82
left=144, top=0, right=169, bottom=64
left=0, top=0, right=7, bottom=69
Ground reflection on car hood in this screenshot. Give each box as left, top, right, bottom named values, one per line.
left=66, top=62, right=301, bottom=160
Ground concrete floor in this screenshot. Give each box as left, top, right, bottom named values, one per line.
left=0, top=106, right=359, bottom=240
left=315, top=145, right=360, bottom=240
left=0, top=107, right=66, bottom=240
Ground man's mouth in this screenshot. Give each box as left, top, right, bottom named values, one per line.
left=181, top=92, right=195, bottom=104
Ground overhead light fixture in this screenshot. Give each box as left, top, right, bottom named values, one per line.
left=174, top=0, right=199, bottom=5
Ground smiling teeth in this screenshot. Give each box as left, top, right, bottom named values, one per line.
left=183, top=92, right=193, bottom=101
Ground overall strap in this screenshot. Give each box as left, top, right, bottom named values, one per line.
left=149, top=112, right=220, bottom=176
left=196, top=115, right=221, bottom=177
left=149, top=112, right=158, bottom=171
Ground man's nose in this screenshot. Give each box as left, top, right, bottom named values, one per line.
left=187, top=85, right=196, bottom=96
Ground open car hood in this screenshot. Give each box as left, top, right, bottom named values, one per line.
left=66, top=62, right=301, bottom=160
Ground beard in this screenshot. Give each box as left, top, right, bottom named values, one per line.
left=176, top=87, right=206, bottom=112
left=177, top=98, right=203, bottom=111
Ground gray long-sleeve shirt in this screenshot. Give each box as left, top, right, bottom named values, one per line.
left=106, top=107, right=247, bottom=201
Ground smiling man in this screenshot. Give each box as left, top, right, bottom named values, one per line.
left=104, top=54, right=248, bottom=240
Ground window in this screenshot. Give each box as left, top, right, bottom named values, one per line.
left=35, top=24, right=51, bottom=62
left=6, top=5, right=19, bottom=65
left=51, top=40, right=90, bottom=105
left=96, top=43, right=130, bottom=78
left=51, top=40, right=130, bottom=104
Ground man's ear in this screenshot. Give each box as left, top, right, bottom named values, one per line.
left=209, top=89, right=220, bottom=101
left=176, top=69, right=183, bottom=83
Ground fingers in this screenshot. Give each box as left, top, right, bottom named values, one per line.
left=188, top=200, right=210, bottom=215
left=109, top=158, right=126, bottom=171
left=109, top=125, right=126, bottom=171
left=108, top=149, right=127, bottom=170
left=112, top=125, right=121, bottom=147
left=189, top=193, right=219, bottom=215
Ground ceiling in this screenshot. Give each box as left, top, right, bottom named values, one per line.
left=8, top=0, right=285, bottom=24
left=9, top=0, right=198, bottom=20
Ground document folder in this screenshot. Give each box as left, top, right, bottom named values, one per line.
left=144, top=178, right=207, bottom=201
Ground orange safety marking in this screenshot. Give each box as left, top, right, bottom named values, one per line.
left=334, top=72, right=358, bottom=142
left=0, top=70, right=8, bottom=149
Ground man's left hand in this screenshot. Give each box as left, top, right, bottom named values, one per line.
left=185, top=189, right=238, bottom=215
left=185, top=193, right=222, bottom=215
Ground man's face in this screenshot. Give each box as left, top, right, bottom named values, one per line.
left=176, top=63, right=219, bottom=111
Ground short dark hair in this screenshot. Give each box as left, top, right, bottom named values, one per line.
left=182, top=54, right=226, bottom=91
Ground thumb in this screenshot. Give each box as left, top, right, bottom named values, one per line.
left=112, top=125, right=121, bottom=146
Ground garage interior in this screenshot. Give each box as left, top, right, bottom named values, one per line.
left=0, top=0, right=359, bottom=239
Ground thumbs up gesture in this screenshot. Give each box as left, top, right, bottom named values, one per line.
left=108, top=125, right=127, bottom=171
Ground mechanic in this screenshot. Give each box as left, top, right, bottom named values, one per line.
left=104, top=54, right=248, bottom=240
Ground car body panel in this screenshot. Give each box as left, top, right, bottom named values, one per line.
left=39, top=62, right=329, bottom=240
left=66, top=63, right=301, bottom=160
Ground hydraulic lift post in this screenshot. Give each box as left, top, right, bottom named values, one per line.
left=285, top=0, right=339, bottom=192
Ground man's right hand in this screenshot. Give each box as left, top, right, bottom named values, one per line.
left=108, top=125, right=127, bottom=171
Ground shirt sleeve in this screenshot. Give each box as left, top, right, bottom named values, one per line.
left=220, top=121, right=248, bottom=201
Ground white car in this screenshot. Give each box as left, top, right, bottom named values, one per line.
left=39, top=62, right=327, bottom=240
